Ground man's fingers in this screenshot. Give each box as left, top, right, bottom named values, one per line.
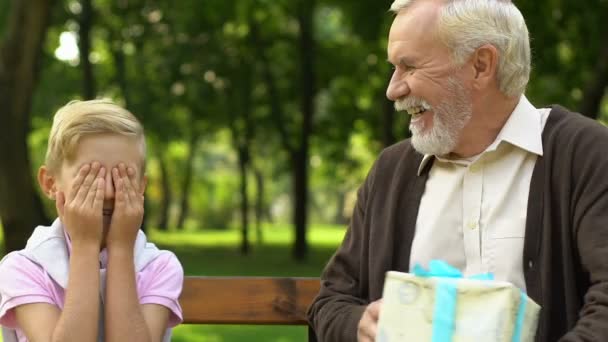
left=358, top=301, right=381, bottom=342
left=368, top=300, right=382, bottom=321
left=74, top=162, right=100, bottom=204
left=67, top=164, right=90, bottom=201
left=358, top=314, right=377, bottom=342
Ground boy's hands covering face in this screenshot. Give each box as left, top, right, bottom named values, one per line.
left=106, top=163, right=144, bottom=249
left=56, top=162, right=105, bottom=247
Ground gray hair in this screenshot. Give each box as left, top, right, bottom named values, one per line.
left=390, top=0, right=531, bottom=97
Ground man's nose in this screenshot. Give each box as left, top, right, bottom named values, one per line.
left=105, top=172, right=115, bottom=199
left=386, top=71, right=410, bottom=101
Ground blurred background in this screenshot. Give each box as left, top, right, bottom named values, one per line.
left=1, top=0, right=607, bottom=340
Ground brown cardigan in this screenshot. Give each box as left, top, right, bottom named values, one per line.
left=307, top=106, right=608, bottom=342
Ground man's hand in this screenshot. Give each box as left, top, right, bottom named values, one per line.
left=357, top=299, right=382, bottom=342
left=56, top=162, right=105, bottom=248
left=106, top=163, right=144, bottom=250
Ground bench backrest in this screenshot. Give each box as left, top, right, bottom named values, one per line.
left=179, top=276, right=320, bottom=325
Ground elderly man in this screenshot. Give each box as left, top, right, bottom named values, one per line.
left=307, top=0, right=608, bottom=341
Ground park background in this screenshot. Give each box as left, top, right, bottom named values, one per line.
left=1, top=0, right=607, bottom=341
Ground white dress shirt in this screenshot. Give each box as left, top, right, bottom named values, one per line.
left=409, top=96, right=551, bottom=291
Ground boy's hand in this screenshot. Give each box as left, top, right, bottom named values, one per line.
left=106, top=163, right=144, bottom=250
left=56, top=162, right=105, bottom=248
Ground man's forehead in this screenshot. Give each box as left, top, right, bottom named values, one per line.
left=387, top=2, right=444, bottom=63
left=388, top=0, right=442, bottom=42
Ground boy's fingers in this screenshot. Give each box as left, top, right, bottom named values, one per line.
left=74, top=162, right=100, bottom=204
left=113, top=168, right=125, bottom=206
left=93, top=177, right=105, bottom=210
left=119, top=164, right=135, bottom=205
left=84, top=178, right=100, bottom=207
left=127, top=166, right=140, bottom=193
left=55, top=191, right=65, bottom=216
left=67, top=164, right=90, bottom=201
left=84, top=167, right=105, bottom=207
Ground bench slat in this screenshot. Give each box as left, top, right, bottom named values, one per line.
left=179, top=276, right=320, bottom=325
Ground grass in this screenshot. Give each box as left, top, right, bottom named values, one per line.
left=0, top=223, right=346, bottom=342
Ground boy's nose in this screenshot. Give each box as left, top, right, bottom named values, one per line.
left=105, top=172, right=115, bottom=199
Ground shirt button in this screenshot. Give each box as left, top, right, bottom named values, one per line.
left=468, top=221, right=477, bottom=230
left=470, top=164, right=480, bottom=173
left=528, top=260, right=534, bottom=269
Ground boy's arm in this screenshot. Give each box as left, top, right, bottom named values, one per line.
left=14, top=163, right=105, bottom=342
left=105, top=164, right=171, bottom=342
left=105, top=247, right=170, bottom=342
left=15, top=245, right=100, bottom=342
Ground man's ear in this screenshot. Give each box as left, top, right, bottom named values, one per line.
left=38, top=166, right=57, bottom=200
left=470, top=44, right=499, bottom=91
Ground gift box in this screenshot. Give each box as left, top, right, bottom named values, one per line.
left=376, top=260, right=540, bottom=342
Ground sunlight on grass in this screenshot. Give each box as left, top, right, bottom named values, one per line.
left=171, top=325, right=306, bottom=342
left=148, top=223, right=346, bottom=249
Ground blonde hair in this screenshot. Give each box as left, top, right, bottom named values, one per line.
left=45, top=99, right=146, bottom=173
left=390, top=0, right=531, bottom=97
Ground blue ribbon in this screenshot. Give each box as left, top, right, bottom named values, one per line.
left=413, top=260, right=526, bottom=342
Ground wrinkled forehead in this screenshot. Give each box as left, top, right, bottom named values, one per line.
left=389, top=0, right=442, bottom=43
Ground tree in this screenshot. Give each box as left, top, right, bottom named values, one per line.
left=78, top=0, right=96, bottom=99
left=0, top=0, right=54, bottom=253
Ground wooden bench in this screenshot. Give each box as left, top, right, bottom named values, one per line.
left=179, top=276, right=320, bottom=338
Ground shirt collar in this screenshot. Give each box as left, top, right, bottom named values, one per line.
left=417, top=95, right=543, bottom=175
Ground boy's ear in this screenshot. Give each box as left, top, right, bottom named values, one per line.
left=38, top=166, right=57, bottom=200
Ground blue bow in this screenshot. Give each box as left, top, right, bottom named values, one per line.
left=411, top=260, right=526, bottom=342
left=413, top=260, right=495, bottom=281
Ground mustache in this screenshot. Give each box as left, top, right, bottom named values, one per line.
left=394, top=97, right=431, bottom=112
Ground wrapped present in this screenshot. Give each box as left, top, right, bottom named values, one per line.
left=376, top=260, right=540, bottom=342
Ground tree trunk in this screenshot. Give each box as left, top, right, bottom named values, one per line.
left=292, top=0, right=315, bottom=261
left=156, top=148, right=172, bottom=231
left=111, top=35, right=130, bottom=107
left=78, top=0, right=95, bottom=99
left=0, top=0, right=53, bottom=253
left=579, top=34, right=608, bottom=119
left=254, top=167, right=264, bottom=245
left=238, top=146, right=250, bottom=255
left=334, top=190, right=347, bottom=225
left=176, top=132, right=199, bottom=230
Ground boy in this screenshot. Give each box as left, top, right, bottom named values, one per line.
left=0, top=99, right=183, bottom=342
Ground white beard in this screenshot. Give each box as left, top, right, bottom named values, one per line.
left=407, top=76, right=472, bottom=156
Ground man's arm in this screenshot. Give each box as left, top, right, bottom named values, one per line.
left=558, top=120, right=608, bottom=341
left=307, top=161, right=379, bottom=342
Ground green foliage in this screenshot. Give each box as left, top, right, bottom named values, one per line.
left=11, top=0, right=608, bottom=255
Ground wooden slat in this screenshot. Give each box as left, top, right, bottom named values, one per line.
left=179, top=276, right=320, bottom=325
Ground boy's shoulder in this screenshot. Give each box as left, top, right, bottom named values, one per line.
left=0, top=251, right=51, bottom=291
left=140, top=250, right=183, bottom=276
